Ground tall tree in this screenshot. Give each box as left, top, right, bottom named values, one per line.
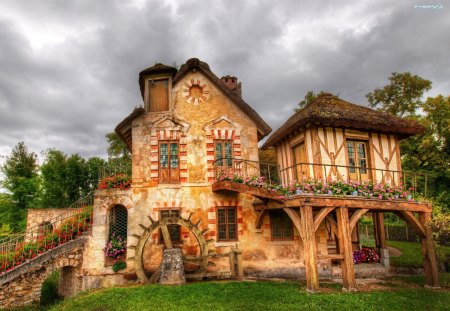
left=40, top=149, right=68, bottom=208
left=85, top=156, right=107, bottom=192
left=366, top=72, right=432, bottom=117
left=65, top=154, right=87, bottom=203
left=1, top=142, right=39, bottom=230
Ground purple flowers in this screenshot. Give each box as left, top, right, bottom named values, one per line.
left=104, top=232, right=127, bottom=259
left=353, top=248, right=380, bottom=264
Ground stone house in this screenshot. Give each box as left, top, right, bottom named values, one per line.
left=1, top=58, right=439, bottom=307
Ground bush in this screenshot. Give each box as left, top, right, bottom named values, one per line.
left=112, top=260, right=126, bottom=273
left=431, top=213, right=450, bottom=246
left=40, top=271, right=60, bottom=306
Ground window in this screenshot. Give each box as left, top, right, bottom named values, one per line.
left=159, top=141, right=179, bottom=183
left=149, top=79, right=169, bottom=112
left=217, top=207, right=237, bottom=241
left=159, top=210, right=181, bottom=244
left=109, top=205, right=128, bottom=239
left=214, top=140, right=233, bottom=167
left=346, top=140, right=369, bottom=180
left=270, top=210, right=293, bottom=240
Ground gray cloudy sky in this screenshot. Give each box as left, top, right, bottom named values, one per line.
left=0, top=0, right=449, bottom=161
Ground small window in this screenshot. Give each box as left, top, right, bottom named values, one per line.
left=217, top=207, right=237, bottom=241
left=159, top=210, right=181, bottom=244
left=109, top=205, right=128, bottom=239
left=270, top=210, right=293, bottom=240
left=215, top=140, right=233, bottom=167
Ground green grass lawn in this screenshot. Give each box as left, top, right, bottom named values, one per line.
left=29, top=280, right=447, bottom=311
left=360, top=238, right=450, bottom=269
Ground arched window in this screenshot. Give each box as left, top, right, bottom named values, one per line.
left=109, top=205, right=128, bottom=239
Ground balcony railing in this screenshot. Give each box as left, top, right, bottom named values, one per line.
left=212, top=158, right=428, bottom=197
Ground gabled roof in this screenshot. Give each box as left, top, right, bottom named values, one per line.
left=173, top=58, right=272, bottom=140
left=263, top=93, right=425, bottom=148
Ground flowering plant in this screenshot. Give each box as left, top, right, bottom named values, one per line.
left=104, top=232, right=126, bottom=259
left=98, top=174, right=131, bottom=190
left=0, top=206, right=93, bottom=274
left=353, top=248, right=380, bottom=264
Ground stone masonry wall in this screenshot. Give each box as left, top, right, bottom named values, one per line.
left=0, top=239, right=84, bottom=309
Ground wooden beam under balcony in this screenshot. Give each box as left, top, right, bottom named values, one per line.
left=284, top=195, right=432, bottom=212
left=212, top=181, right=284, bottom=202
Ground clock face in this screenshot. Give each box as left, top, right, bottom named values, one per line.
left=181, top=77, right=210, bottom=105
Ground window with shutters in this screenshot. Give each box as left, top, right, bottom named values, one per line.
left=217, top=207, right=237, bottom=241
left=159, top=141, right=179, bottom=183
left=270, top=210, right=293, bottom=240
left=214, top=140, right=233, bottom=167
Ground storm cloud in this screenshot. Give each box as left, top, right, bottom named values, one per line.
left=0, top=0, right=448, bottom=160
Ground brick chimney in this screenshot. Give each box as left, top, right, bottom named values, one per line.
left=221, top=75, right=242, bottom=98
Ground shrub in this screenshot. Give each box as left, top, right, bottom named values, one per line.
left=112, top=260, right=126, bottom=273
left=353, top=248, right=380, bottom=264
left=40, top=270, right=60, bottom=306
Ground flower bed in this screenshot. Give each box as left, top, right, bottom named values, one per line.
left=353, top=248, right=380, bottom=264
left=0, top=206, right=93, bottom=274
left=216, top=172, right=416, bottom=201
left=104, top=232, right=126, bottom=259
left=98, top=174, right=131, bottom=190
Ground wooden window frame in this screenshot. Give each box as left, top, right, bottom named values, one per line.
left=214, top=139, right=234, bottom=167
left=158, top=210, right=182, bottom=245
left=345, top=139, right=371, bottom=180
left=216, top=206, right=238, bottom=242
left=159, top=140, right=180, bottom=184
left=145, top=76, right=173, bottom=112
left=270, top=210, right=294, bottom=241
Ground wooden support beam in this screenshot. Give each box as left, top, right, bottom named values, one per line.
left=300, top=206, right=320, bottom=292
left=336, top=207, right=357, bottom=291
left=255, top=210, right=267, bottom=230
left=313, top=207, right=335, bottom=232
left=283, top=208, right=304, bottom=241
left=160, top=225, right=173, bottom=249
left=419, top=212, right=440, bottom=288
left=373, top=212, right=386, bottom=249
left=317, top=254, right=344, bottom=260
left=284, top=197, right=431, bottom=212
left=397, top=211, right=426, bottom=238
left=349, top=208, right=369, bottom=232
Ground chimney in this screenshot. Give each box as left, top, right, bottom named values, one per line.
left=221, top=75, right=242, bottom=98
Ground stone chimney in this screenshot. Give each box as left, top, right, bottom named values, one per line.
left=221, top=75, right=242, bottom=98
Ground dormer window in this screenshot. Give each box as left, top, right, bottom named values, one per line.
left=148, top=78, right=169, bottom=112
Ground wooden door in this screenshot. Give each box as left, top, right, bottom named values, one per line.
left=346, top=140, right=369, bottom=181
left=159, top=142, right=179, bottom=183
left=149, top=79, right=169, bottom=112
left=293, top=142, right=309, bottom=181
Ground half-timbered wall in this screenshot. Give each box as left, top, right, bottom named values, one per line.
left=276, top=126, right=401, bottom=186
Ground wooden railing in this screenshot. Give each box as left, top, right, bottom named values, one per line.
left=212, top=158, right=428, bottom=196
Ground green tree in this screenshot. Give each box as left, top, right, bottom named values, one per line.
left=366, top=72, right=432, bottom=117
left=105, top=132, right=131, bottom=174
left=1, top=142, right=39, bottom=230
left=295, top=91, right=327, bottom=111
left=85, top=156, right=107, bottom=192
left=40, top=149, right=68, bottom=208
left=65, top=154, right=87, bottom=203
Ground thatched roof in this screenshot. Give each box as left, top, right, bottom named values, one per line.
left=173, top=58, right=272, bottom=141
left=263, top=93, right=425, bottom=148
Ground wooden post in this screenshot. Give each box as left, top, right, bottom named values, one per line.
left=373, top=212, right=386, bottom=249
left=229, top=251, right=236, bottom=277
left=234, top=249, right=244, bottom=277
left=336, top=207, right=357, bottom=291
left=300, top=205, right=319, bottom=293
left=419, top=212, right=440, bottom=288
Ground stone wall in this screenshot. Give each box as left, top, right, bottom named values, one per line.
left=26, top=208, right=77, bottom=234
left=0, top=239, right=84, bottom=309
